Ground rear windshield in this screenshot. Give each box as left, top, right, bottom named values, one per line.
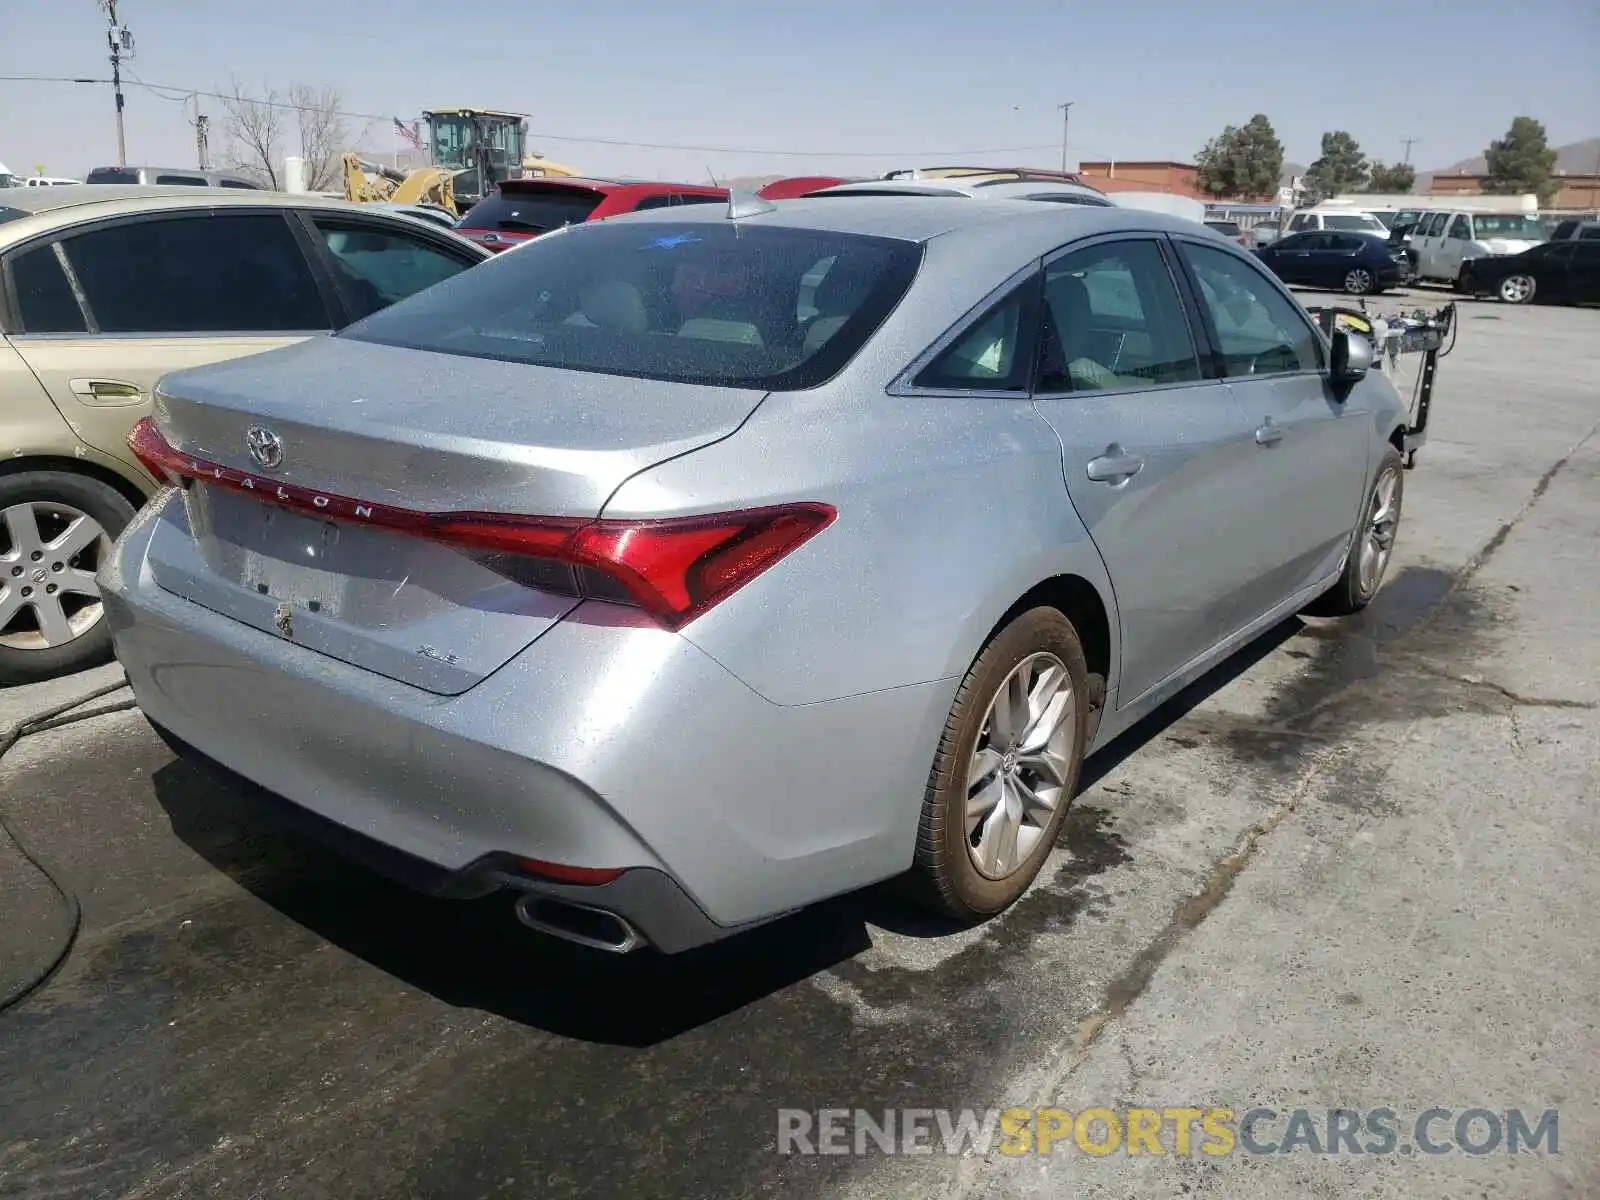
left=1205, top=220, right=1242, bottom=236
left=85, top=167, right=141, bottom=184
left=341, top=221, right=923, bottom=390
left=457, top=186, right=605, bottom=234
left=1322, top=214, right=1386, bottom=232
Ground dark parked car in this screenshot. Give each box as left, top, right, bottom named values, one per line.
left=1253, top=230, right=1411, bottom=295
left=1458, top=240, right=1600, bottom=305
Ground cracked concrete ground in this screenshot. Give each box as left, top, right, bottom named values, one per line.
left=1, top=297, right=1596, bottom=1200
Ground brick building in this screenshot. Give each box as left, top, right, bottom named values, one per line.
left=1077, top=161, right=1205, bottom=199
left=1428, top=172, right=1600, bottom=212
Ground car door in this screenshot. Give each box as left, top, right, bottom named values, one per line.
left=1028, top=234, right=1258, bottom=704
left=1562, top=242, right=1600, bottom=302
left=296, top=212, right=485, bottom=322
left=1172, top=238, right=1369, bottom=630
left=1302, top=232, right=1349, bottom=287
left=1265, top=232, right=1313, bottom=283
left=4, top=210, right=336, bottom=477
left=1437, top=213, right=1474, bottom=282
left=1414, top=212, right=1450, bottom=278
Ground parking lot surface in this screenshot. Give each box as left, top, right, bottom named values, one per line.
left=2, top=295, right=1596, bottom=1200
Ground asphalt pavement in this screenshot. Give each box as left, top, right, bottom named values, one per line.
left=1, top=295, right=1596, bottom=1200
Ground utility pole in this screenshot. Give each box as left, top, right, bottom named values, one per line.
left=195, top=112, right=210, bottom=170
left=101, top=0, right=134, bottom=167
left=1400, top=137, right=1418, bottom=165
left=1057, top=101, right=1075, bottom=174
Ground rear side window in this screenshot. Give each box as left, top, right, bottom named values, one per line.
left=155, top=174, right=208, bottom=186
left=913, top=286, right=1035, bottom=391
left=632, top=193, right=724, bottom=211
left=219, top=179, right=260, bottom=189
left=59, top=213, right=330, bottom=333
left=458, top=187, right=605, bottom=234
left=1037, top=239, right=1200, bottom=392
left=341, top=221, right=923, bottom=390
left=10, top=245, right=88, bottom=334
left=1179, top=242, right=1321, bottom=377
left=309, top=218, right=476, bottom=321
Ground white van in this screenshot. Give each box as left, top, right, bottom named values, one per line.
left=1284, top=207, right=1389, bottom=236
left=1407, top=209, right=1549, bottom=285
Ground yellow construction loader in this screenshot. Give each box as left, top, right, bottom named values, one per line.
left=343, top=108, right=582, bottom=217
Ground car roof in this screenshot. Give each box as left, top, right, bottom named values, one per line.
left=596, top=193, right=1221, bottom=254
left=0, top=186, right=491, bottom=249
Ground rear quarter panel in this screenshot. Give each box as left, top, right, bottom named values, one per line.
left=602, top=386, right=1119, bottom=708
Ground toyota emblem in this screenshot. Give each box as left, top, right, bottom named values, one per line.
left=246, top=425, right=284, bottom=470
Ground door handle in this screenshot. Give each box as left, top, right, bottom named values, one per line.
left=1085, top=447, right=1145, bottom=483
left=68, top=378, right=146, bottom=407
left=1254, top=419, right=1284, bottom=446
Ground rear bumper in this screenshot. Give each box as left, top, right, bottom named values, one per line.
left=150, top=720, right=742, bottom=953
left=101, top=497, right=953, bottom=938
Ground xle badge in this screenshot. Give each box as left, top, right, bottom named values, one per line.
left=273, top=602, right=294, bottom=639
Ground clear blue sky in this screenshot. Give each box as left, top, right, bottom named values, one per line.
left=3, top=0, right=1597, bottom=182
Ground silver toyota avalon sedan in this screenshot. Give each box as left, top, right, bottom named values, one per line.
left=101, top=195, right=1411, bottom=954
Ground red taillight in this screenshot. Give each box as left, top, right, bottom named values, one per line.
left=129, top=415, right=186, bottom=485
left=128, top=417, right=835, bottom=629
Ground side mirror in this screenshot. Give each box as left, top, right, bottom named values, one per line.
left=1329, top=330, right=1373, bottom=384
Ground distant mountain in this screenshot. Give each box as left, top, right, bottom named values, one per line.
left=1420, top=136, right=1600, bottom=187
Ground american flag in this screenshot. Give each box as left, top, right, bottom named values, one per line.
left=393, top=117, right=423, bottom=150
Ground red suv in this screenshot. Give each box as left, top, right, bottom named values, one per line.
left=454, top=178, right=729, bottom=252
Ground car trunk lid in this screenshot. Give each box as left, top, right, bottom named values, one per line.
left=141, top=336, right=767, bottom=694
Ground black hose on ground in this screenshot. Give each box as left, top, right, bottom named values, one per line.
left=0, top=674, right=136, bottom=1013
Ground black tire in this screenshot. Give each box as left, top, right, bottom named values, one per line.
left=0, top=470, right=136, bottom=685
left=911, top=607, right=1090, bottom=921
left=1307, top=446, right=1404, bottom=617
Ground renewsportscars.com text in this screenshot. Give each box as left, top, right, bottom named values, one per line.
left=777, top=1106, right=1559, bottom=1157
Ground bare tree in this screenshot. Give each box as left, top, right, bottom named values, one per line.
left=218, top=77, right=286, bottom=188
left=289, top=84, right=349, bottom=192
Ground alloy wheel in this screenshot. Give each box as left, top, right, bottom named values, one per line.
left=1357, top=468, right=1400, bottom=596
left=1499, top=274, right=1535, bottom=304
left=1344, top=268, right=1373, bottom=294
left=0, top=501, right=111, bottom=651
left=964, top=652, right=1076, bottom=880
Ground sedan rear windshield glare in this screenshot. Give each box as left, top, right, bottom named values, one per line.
left=457, top=188, right=605, bottom=235
left=1322, top=215, right=1385, bottom=231
left=340, top=221, right=923, bottom=390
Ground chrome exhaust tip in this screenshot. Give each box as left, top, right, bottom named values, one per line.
left=514, top=894, right=646, bottom=954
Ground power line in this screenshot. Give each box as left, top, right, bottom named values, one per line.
left=0, top=72, right=1070, bottom=159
